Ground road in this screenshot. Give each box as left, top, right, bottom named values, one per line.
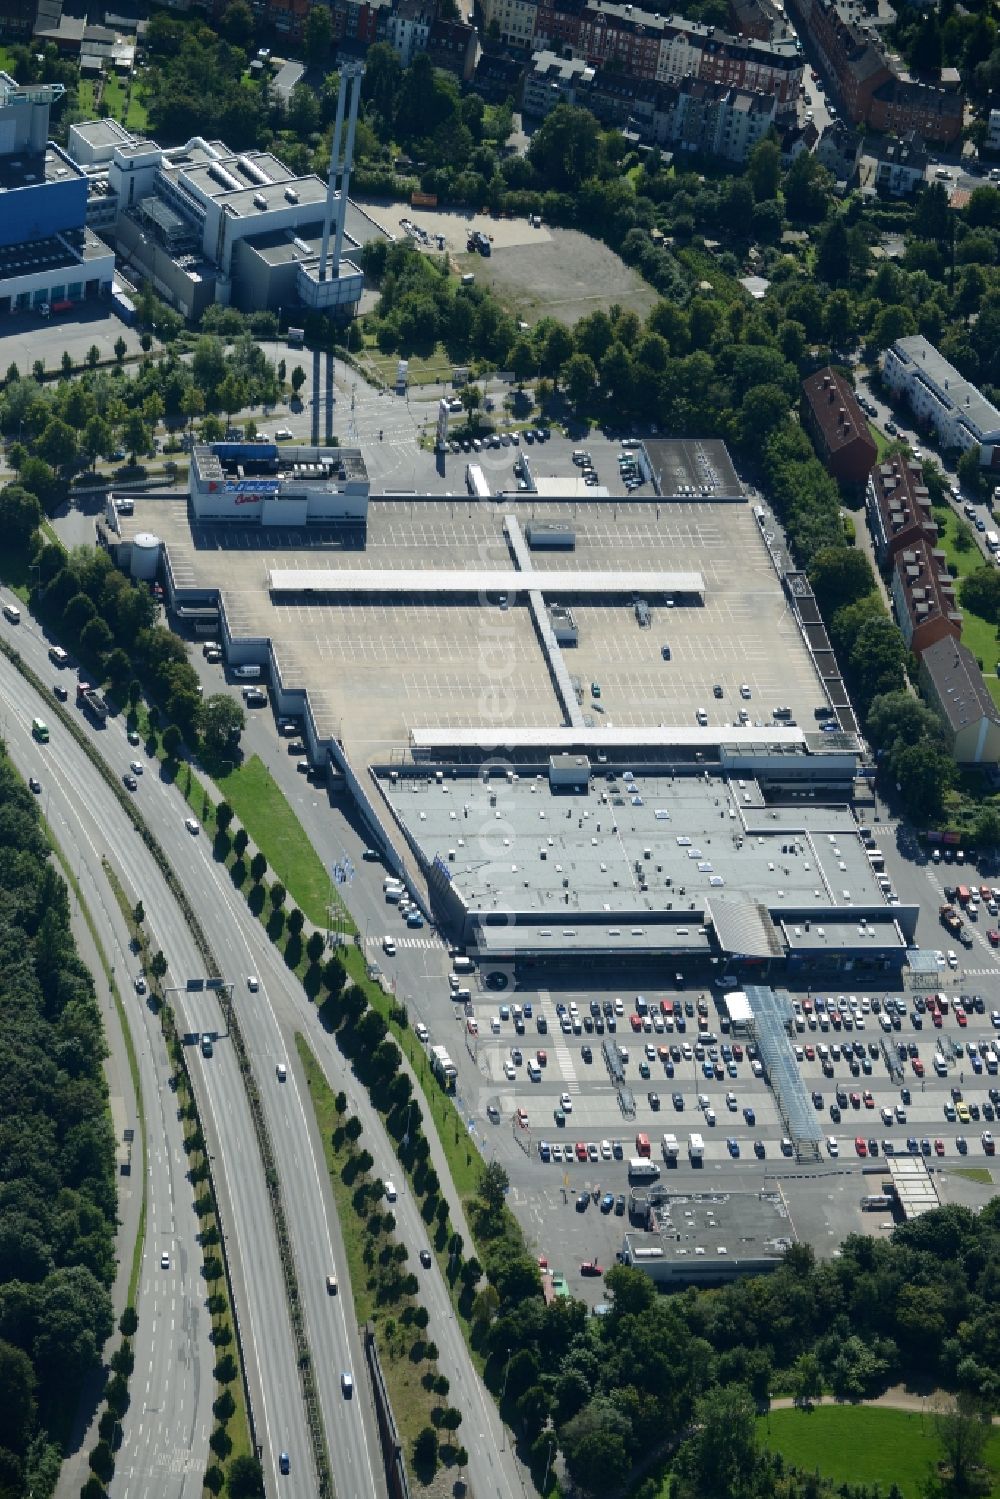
left=0, top=631, right=316, bottom=1498
left=28, top=582, right=531, bottom=1499
left=0, top=661, right=216, bottom=1498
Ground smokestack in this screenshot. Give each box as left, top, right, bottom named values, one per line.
left=318, top=61, right=364, bottom=283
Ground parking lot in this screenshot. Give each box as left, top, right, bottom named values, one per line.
left=428, top=980, right=1000, bottom=1174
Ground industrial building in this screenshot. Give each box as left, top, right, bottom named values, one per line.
left=0, top=71, right=115, bottom=316
left=65, top=64, right=374, bottom=321
left=100, top=433, right=922, bottom=979
left=619, top=1189, right=795, bottom=1284
left=378, top=760, right=913, bottom=978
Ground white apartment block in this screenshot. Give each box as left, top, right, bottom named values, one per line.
left=881, top=334, right=1000, bottom=463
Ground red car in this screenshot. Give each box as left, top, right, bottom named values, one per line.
left=988, top=929, right=999, bottom=947
left=855, top=1136, right=868, bottom=1157
left=733, top=1043, right=743, bottom=1059
left=804, top=1045, right=815, bottom=1061
left=932, top=1010, right=943, bottom=1028
left=934, top=1139, right=945, bottom=1156
left=863, top=1091, right=874, bottom=1108
left=913, top=1058, right=925, bottom=1077
left=956, top=1008, right=968, bottom=1027
left=850, top=1091, right=861, bottom=1108
left=630, top=1013, right=642, bottom=1032
left=537, top=1050, right=548, bottom=1065
left=580, top=1260, right=604, bottom=1277
left=575, top=1141, right=588, bottom=1161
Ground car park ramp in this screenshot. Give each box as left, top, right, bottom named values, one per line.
left=744, top=984, right=824, bottom=1162
left=504, top=514, right=585, bottom=729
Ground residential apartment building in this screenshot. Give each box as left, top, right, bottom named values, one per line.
left=872, top=130, right=928, bottom=196
left=881, top=335, right=1000, bottom=464
left=522, top=49, right=595, bottom=116
left=527, top=56, right=778, bottom=164
left=482, top=0, right=804, bottom=99
left=801, top=367, right=877, bottom=485
left=890, top=536, right=961, bottom=657
left=426, top=16, right=478, bottom=78
left=815, top=119, right=862, bottom=184
left=383, top=0, right=434, bottom=64
left=866, top=456, right=937, bottom=566
left=919, top=637, right=1000, bottom=765
left=784, top=0, right=963, bottom=144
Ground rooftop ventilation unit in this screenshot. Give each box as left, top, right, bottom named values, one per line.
left=253, top=192, right=267, bottom=210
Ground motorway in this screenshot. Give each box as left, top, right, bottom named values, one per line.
left=8, top=605, right=525, bottom=1499
left=0, top=631, right=316, bottom=1497
left=0, top=662, right=216, bottom=1497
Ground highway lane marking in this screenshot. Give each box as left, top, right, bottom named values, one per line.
left=189, top=853, right=382, bottom=1499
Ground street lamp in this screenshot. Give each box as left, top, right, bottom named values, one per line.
left=500, top=1346, right=513, bottom=1450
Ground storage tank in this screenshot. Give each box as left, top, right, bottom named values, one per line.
left=130, top=532, right=161, bottom=581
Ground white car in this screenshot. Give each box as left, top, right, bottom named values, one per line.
left=560, top=1092, right=573, bottom=1112
left=503, top=1061, right=516, bottom=1081
left=276, top=1062, right=287, bottom=1082
left=415, top=1022, right=429, bottom=1041
left=740, top=684, right=751, bottom=699
left=827, top=1136, right=839, bottom=1157
left=247, top=975, right=259, bottom=991
left=185, top=817, right=200, bottom=834
left=600, top=1139, right=612, bottom=1159
left=130, top=760, right=143, bottom=775
left=383, top=936, right=396, bottom=955
left=134, top=975, right=146, bottom=994
left=947, top=950, right=958, bottom=969
left=275, top=427, right=294, bottom=439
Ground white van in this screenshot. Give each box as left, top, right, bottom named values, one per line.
left=385, top=1181, right=397, bottom=1202
left=453, top=956, right=474, bottom=974
left=2, top=602, right=21, bottom=623
left=233, top=664, right=261, bottom=679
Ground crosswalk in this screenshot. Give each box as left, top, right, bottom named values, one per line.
left=553, top=1043, right=578, bottom=1085
left=363, top=933, right=442, bottom=951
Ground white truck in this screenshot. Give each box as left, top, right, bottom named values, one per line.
left=689, top=1131, right=705, bottom=1161
left=627, top=1158, right=660, bottom=1180
left=662, top=1133, right=680, bottom=1162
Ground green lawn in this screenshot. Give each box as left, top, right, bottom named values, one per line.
left=759, top=1405, right=1000, bottom=1498
left=933, top=509, right=1000, bottom=709
left=215, top=754, right=348, bottom=930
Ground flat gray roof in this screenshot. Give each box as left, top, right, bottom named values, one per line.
left=381, top=769, right=892, bottom=920
left=644, top=439, right=743, bottom=499
left=626, top=1188, right=794, bottom=1261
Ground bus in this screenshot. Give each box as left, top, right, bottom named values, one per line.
left=31, top=718, right=49, bottom=742
left=466, top=463, right=490, bottom=499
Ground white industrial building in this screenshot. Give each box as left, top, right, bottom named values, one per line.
left=881, top=334, right=1000, bottom=463
left=65, top=64, right=372, bottom=322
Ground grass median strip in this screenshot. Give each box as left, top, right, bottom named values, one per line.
left=217, top=754, right=348, bottom=929
left=296, top=1033, right=467, bottom=1474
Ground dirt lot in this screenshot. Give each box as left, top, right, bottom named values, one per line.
left=467, top=226, right=659, bottom=327
left=355, top=198, right=658, bottom=327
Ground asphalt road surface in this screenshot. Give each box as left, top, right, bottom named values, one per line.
left=0, top=626, right=317, bottom=1497
left=0, top=657, right=217, bottom=1498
